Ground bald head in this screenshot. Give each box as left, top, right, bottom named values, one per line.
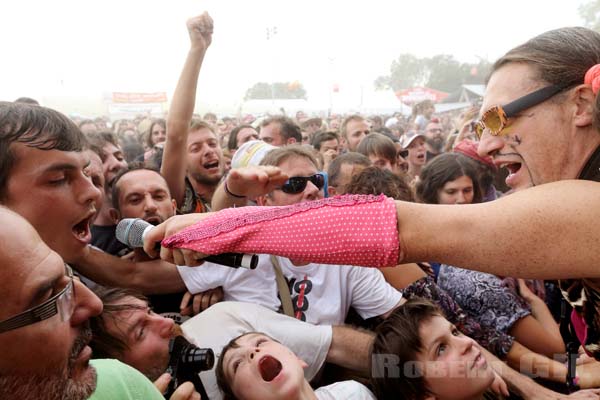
left=0, top=206, right=103, bottom=399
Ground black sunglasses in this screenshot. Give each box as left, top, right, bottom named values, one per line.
left=278, top=173, right=325, bottom=194
left=397, top=150, right=409, bottom=158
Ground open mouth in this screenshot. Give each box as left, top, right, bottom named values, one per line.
left=144, top=216, right=162, bottom=225
left=203, top=161, right=220, bottom=170
left=417, top=153, right=426, bottom=161
left=72, top=213, right=94, bottom=242
left=258, top=355, right=282, bottom=382
left=504, top=162, right=522, bottom=175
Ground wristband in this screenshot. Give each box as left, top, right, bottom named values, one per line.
left=224, top=180, right=246, bottom=199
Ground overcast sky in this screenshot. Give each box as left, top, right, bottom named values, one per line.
left=0, top=0, right=587, bottom=113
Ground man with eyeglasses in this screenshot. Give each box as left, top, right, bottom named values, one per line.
left=0, top=207, right=201, bottom=400
left=474, top=27, right=600, bottom=369
left=424, top=119, right=445, bottom=161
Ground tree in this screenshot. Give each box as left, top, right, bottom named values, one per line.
left=244, top=81, right=307, bottom=100
left=375, top=54, right=491, bottom=93
left=579, top=0, right=600, bottom=32
left=374, top=54, right=426, bottom=90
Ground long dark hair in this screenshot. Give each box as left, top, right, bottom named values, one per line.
left=416, top=153, right=482, bottom=204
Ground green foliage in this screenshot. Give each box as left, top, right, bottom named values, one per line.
left=244, top=82, right=307, bottom=100
left=375, top=54, right=492, bottom=93
left=579, top=0, right=600, bottom=32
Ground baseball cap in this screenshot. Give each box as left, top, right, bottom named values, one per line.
left=401, top=131, right=426, bottom=149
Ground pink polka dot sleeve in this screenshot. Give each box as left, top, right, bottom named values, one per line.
left=162, top=194, right=400, bottom=268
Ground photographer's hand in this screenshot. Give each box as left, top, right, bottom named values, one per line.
left=154, top=373, right=201, bottom=400
left=180, top=288, right=224, bottom=315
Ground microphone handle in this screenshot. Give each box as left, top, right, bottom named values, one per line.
left=205, top=253, right=259, bottom=270
left=151, top=241, right=258, bottom=270
left=143, top=224, right=258, bottom=269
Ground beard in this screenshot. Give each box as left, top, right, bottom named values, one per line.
left=0, top=325, right=97, bottom=400
left=141, top=325, right=185, bottom=382
left=0, top=372, right=95, bottom=400
left=426, top=137, right=444, bottom=153
left=190, top=169, right=223, bottom=186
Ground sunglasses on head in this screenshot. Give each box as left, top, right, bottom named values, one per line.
left=475, top=83, right=569, bottom=139
left=277, top=173, right=325, bottom=194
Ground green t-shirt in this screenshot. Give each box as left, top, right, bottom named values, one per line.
left=88, top=359, right=164, bottom=400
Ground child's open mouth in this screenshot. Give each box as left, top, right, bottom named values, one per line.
left=258, top=355, right=282, bottom=382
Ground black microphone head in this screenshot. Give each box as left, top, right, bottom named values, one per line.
left=115, top=218, right=150, bottom=248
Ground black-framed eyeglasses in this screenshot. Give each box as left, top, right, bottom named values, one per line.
left=0, top=264, right=75, bottom=334
left=277, top=173, right=325, bottom=194
left=475, top=84, right=570, bottom=139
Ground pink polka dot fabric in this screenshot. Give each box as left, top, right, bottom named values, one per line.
left=163, top=194, right=400, bottom=268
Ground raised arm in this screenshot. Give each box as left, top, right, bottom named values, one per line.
left=162, top=12, right=213, bottom=207
left=211, top=165, right=288, bottom=211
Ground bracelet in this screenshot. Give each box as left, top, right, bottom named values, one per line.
left=224, top=180, right=246, bottom=199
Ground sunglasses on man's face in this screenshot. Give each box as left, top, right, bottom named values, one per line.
left=277, top=173, right=325, bottom=194
left=475, top=84, right=569, bottom=139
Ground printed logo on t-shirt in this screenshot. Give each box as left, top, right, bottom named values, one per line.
left=277, top=275, right=312, bottom=321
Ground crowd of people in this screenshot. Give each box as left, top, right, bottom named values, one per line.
left=2, top=10, right=600, bottom=400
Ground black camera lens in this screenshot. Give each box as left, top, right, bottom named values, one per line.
left=180, top=346, right=215, bottom=372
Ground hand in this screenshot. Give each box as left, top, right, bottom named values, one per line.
left=154, top=373, right=201, bottom=400
left=321, top=149, right=338, bottom=166
left=143, top=213, right=213, bottom=265
left=517, top=278, right=540, bottom=304
left=490, top=371, right=510, bottom=397
left=225, top=165, right=289, bottom=199
left=186, top=12, right=213, bottom=52
left=180, top=288, right=224, bottom=316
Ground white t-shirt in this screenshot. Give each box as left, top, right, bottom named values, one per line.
left=315, top=380, right=376, bottom=399
left=181, top=301, right=332, bottom=400
left=178, top=254, right=402, bottom=325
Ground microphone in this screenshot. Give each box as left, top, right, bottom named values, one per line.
left=116, top=218, right=258, bottom=270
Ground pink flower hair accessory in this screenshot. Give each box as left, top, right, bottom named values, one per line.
left=584, top=64, right=600, bottom=95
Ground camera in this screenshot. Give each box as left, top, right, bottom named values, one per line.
left=164, top=335, right=215, bottom=399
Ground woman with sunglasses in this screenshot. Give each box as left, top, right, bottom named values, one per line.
left=416, top=153, right=565, bottom=360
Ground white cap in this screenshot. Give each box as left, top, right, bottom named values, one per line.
left=231, top=140, right=277, bottom=169
left=401, top=131, right=426, bottom=149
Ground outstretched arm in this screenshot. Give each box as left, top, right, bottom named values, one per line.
left=397, top=180, right=600, bottom=279
left=145, top=180, right=600, bottom=280
left=162, top=12, right=213, bottom=207
left=74, top=247, right=186, bottom=294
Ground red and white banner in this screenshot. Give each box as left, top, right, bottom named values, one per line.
left=395, top=87, right=448, bottom=105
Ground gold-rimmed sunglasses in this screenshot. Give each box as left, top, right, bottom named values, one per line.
left=475, top=84, right=570, bottom=139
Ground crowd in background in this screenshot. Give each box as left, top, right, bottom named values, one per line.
left=4, top=10, right=600, bottom=400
